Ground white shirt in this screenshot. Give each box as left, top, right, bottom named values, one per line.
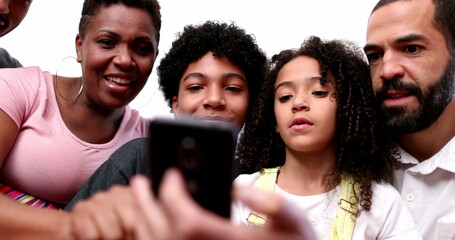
left=232, top=172, right=421, bottom=240
left=393, top=137, right=455, bottom=240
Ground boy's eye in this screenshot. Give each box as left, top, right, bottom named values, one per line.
left=226, top=86, right=241, bottom=92
left=187, top=86, right=203, bottom=91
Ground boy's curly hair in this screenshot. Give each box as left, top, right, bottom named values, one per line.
left=237, top=36, right=398, bottom=212
left=157, top=20, right=267, bottom=121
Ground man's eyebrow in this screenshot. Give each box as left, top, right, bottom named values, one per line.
left=364, top=34, right=427, bottom=52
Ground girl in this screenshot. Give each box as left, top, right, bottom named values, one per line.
left=232, top=36, right=421, bottom=239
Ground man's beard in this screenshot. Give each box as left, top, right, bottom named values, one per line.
left=376, top=58, right=455, bottom=134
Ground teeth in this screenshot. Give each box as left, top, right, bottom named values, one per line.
left=108, top=77, right=132, bottom=85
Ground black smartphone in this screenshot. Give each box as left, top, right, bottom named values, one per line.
left=147, top=117, right=237, bottom=218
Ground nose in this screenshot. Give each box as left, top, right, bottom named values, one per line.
left=379, top=52, right=405, bottom=81
left=0, top=0, right=10, bottom=14
left=113, top=46, right=135, bottom=70
left=291, top=94, right=309, bottom=113
left=203, top=87, right=225, bottom=109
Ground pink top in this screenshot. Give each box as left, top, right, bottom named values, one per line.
left=0, top=66, right=150, bottom=206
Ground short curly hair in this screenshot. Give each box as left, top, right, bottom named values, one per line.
left=237, top=36, right=398, bottom=212
left=78, top=0, right=161, bottom=45
left=157, top=20, right=267, bottom=122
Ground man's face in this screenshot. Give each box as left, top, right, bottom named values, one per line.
left=364, top=0, right=454, bottom=133
left=0, top=0, right=32, bottom=37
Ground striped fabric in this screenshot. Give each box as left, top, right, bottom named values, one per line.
left=0, top=183, right=59, bottom=209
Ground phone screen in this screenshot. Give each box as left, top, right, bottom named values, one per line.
left=147, top=117, right=237, bottom=218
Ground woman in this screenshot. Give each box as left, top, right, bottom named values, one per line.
left=0, top=0, right=161, bottom=238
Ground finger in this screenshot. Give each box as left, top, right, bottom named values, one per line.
left=131, top=174, right=173, bottom=240
left=234, top=186, right=317, bottom=239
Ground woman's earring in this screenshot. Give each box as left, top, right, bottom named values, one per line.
left=54, top=56, right=83, bottom=101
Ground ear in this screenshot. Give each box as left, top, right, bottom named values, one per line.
left=172, top=96, right=179, bottom=117
left=75, top=34, right=83, bottom=63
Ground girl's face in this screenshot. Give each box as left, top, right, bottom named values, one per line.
left=274, top=56, right=337, bottom=153
left=172, top=52, right=249, bottom=127
left=75, top=4, right=158, bottom=110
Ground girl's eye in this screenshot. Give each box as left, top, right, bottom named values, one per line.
left=313, top=91, right=328, bottom=97
left=278, top=95, right=292, bottom=103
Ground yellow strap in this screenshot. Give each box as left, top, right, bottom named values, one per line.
left=246, top=167, right=280, bottom=227
left=247, top=168, right=360, bottom=240
left=330, top=174, right=360, bottom=240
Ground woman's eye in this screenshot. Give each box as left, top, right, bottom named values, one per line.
left=98, top=39, right=116, bottom=48
left=134, top=43, right=155, bottom=56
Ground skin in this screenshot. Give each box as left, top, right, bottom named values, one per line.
left=59, top=4, right=158, bottom=144
left=274, top=56, right=338, bottom=196
left=172, top=52, right=249, bottom=128
left=0, top=0, right=32, bottom=37
left=0, top=3, right=158, bottom=239
left=364, top=0, right=455, bottom=161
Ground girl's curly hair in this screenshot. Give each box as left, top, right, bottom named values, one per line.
left=157, top=20, right=267, bottom=122
left=237, top=36, right=398, bottom=212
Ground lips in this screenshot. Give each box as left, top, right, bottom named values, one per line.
left=383, top=90, right=412, bottom=99
left=290, top=117, right=313, bottom=128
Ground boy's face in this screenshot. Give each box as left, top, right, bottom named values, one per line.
left=0, top=0, right=32, bottom=37
left=172, top=52, right=249, bottom=128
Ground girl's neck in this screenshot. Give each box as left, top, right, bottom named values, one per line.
left=277, top=147, right=339, bottom=196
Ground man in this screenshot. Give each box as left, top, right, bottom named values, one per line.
left=0, top=0, right=32, bottom=68
left=364, top=0, right=455, bottom=239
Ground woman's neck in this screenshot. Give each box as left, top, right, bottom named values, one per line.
left=277, top=146, right=339, bottom=196
left=57, top=90, right=125, bottom=144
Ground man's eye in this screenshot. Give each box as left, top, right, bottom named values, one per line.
left=366, top=52, right=381, bottom=62
left=405, top=45, right=421, bottom=54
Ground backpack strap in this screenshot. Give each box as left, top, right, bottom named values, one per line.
left=246, top=167, right=280, bottom=227
left=330, top=174, right=360, bottom=240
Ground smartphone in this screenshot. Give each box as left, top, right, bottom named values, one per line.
left=147, top=117, right=237, bottom=218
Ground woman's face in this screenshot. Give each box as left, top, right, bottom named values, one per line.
left=76, top=4, right=158, bottom=110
